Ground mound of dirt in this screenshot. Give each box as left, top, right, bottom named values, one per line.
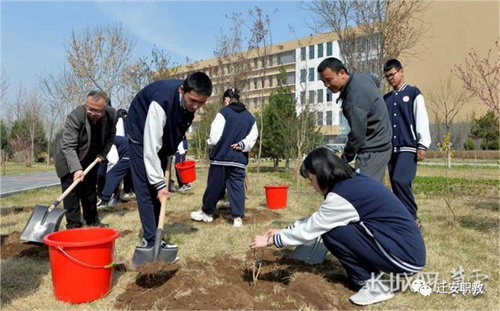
left=1, top=232, right=48, bottom=260
left=115, top=250, right=358, bottom=310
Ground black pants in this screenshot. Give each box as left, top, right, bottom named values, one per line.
left=60, top=164, right=99, bottom=229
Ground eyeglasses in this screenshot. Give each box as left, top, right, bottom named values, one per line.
left=86, top=108, right=103, bottom=117
left=384, top=71, right=399, bottom=79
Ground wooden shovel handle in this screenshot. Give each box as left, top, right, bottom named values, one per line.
left=157, top=155, right=173, bottom=229
left=48, top=158, right=100, bottom=211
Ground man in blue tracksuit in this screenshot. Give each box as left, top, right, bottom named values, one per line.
left=251, top=148, right=425, bottom=306
left=383, top=59, right=431, bottom=226
left=125, top=72, right=212, bottom=247
left=190, top=88, right=258, bottom=227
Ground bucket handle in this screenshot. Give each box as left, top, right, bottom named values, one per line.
left=57, top=246, right=115, bottom=269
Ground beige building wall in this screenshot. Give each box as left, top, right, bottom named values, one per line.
left=402, top=0, right=499, bottom=121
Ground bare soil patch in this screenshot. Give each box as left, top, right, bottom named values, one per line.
left=1, top=231, right=48, bottom=259
left=115, top=249, right=358, bottom=310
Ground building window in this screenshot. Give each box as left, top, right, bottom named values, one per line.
left=308, top=68, right=315, bottom=82
left=327, top=42, right=333, bottom=56
left=254, top=78, right=258, bottom=89
left=326, top=111, right=332, bottom=125
left=253, top=98, right=258, bottom=109
left=261, top=77, right=265, bottom=88
left=300, top=47, right=306, bottom=61
left=269, top=75, right=273, bottom=87
left=269, top=55, right=273, bottom=67
left=317, top=43, right=324, bottom=58
left=316, top=111, right=323, bottom=126
left=317, top=89, right=324, bottom=102
left=278, top=50, right=295, bottom=65
left=300, top=91, right=306, bottom=104
left=326, top=89, right=332, bottom=102
left=300, top=69, right=307, bottom=83
left=286, top=71, right=295, bottom=85
left=309, top=45, right=315, bottom=59
left=227, top=64, right=231, bottom=73
left=308, top=90, right=315, bottom=104
left=254, top=58, right=258, bottom=69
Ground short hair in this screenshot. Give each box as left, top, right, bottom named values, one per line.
left=223, top=88, right=240, bottom=101
left=317, top=57, right=349, bottom=75
left=183, top=72, right=213, bottom=96
left=383, top=59, right=403, bottom=72
left=300, top=147, right=355, bottom=193
left=87, top=90, right=109, bottom=103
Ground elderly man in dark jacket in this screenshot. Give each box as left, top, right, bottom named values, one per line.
left=54, top=90, right=116, bottom=228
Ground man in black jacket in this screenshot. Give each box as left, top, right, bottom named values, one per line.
left=54, top=90, right=116, bottom=228
left=318, top=57, right=392, bottom=182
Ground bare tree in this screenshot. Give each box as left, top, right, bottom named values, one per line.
left=428, top=77, right=471, bottom=167
left=307, top=0, right=429, bottom=83
left=66, top=24, right=135, bottom=107
left=246, top=6, right=274, bottom=175
left=455, top=39, right=500, bottom=115
left=0, top=71, right=8, bottom=171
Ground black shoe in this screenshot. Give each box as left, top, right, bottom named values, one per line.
left=88, top=219, right=109, bottom=228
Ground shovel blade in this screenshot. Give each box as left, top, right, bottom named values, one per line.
left=290, top=239, right=329, bottom=265
left=20, top=205, right=65, bottom=243
left=132, top=245, right=179, bottom=267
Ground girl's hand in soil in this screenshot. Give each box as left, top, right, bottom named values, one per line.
left=250, top=234, right=272, bottom=249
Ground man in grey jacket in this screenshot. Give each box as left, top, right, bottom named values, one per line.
left=318, top=57, right=392, bottom=182
left=54, top=90, right=116, bottom=228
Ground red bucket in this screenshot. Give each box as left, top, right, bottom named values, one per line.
left=44, top=228, right=120, bottom=303
left=264, top=185, right=289, bottom=209
left=175, top=160, right=196, bottom=184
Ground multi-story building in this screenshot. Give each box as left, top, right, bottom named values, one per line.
left=172, top=0, right=498, bottom=146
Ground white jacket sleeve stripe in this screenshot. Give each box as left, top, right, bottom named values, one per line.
left=208, top=113, right=225, bottom=146
left=413, top=94, right=431, bottom=149
left=275, top=192, right=360, bottom=247
left=143, top=101, right=167, bottom=189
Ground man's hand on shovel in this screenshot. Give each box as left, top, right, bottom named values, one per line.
left=157, top=187, right=171, bottom=202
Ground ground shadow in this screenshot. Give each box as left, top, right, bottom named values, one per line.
left=0, top=205, right=32, bottom=216
left=468, top=200, right=499, bottom=212
left=458, top=215, right=498, bottom=232
left=0, top=232, right=50, bottom=306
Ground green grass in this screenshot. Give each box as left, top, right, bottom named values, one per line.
left=1, top=164, right=499, bottom=310
left=0, top=161, right=55, bottom=176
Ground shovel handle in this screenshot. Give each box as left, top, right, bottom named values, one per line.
left=157, top=155, right=173, bottom=229
left=48, top=158, right=100, bottom=212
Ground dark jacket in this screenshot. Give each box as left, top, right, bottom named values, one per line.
left=54, top=105, right=116, bottom=178
left=338, top=73, right=392, bottom=162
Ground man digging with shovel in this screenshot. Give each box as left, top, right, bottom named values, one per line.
left=125, top=72, right=212, bottom=266
left=54, top=90, right=116, bottom=229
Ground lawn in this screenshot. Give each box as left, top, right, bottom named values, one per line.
left=0, top=161, right=55, bottom=176
left=0, top=161, right=498, bottom=310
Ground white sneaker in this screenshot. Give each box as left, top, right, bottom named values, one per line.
left=190, top=210, right=214, bottom=223
left=121, top=192, right=134, bottom=201
left=349, top=281, right=395, bottom=306
left=178, top=184, right=192, bottom=192
left=233, top=217, right=243, bottom=227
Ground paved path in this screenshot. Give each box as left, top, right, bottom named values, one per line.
left=0, top=171, right=60, bottom=198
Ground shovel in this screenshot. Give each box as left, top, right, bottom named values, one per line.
left=20, top=158, right=100, bottom=243
left=132, top=156, right=178, bottom=267
left=289, top=236, right=329, bottom=265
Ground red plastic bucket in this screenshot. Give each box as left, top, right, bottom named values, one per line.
left=264, top=185, right=289, bottom=209
left=175, top=160, right=196, bottom=184
left=43, top=228, right=120, bottom=303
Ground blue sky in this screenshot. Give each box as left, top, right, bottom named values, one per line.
left=1, top=0, right=315, bottom=100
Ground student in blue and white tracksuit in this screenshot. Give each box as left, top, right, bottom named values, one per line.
left=125, top=72, right=213, bottom=247
left=191, top=88, right=258, bottom=227
left=250, top=147, right=426, bottom=306
left=383, top=59, right=431, bottom=225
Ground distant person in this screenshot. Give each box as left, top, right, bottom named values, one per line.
left=125, top=72, right=213, bottom=247
left=174, top=137, right=191, bottom=192
left=54, top=90, right=116, bottom=228
left=191, top=88, right=258, bottom=227
left=250, top=148, right=426, bottom=306
left=383, top=59, right=431, bottom=227
left=318, top=57, right=392, bottom=182
left=97, top=135, right=130, bottom=209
